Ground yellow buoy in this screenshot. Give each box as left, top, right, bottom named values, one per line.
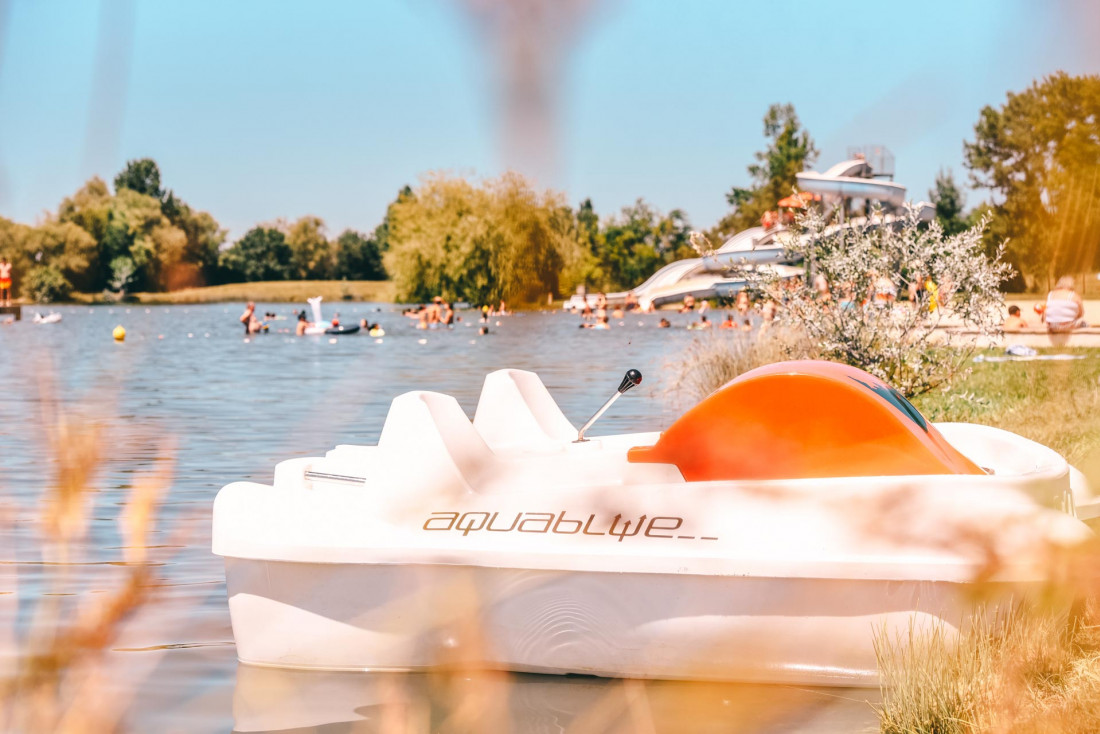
left=113, top=325, right=126, bottom=342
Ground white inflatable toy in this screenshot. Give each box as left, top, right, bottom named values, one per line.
left=303, top=296, right=359, bottom=335
left=213, top=361, right=1095, bottom=685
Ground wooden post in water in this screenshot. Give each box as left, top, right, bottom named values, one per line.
left=0, top=305, right=21, bottom=321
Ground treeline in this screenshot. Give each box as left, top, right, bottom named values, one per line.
left=1, top=71, right=1096, bottom=302
left=383, top=171, right=695, bottom=304
left=0, top=159, right=388, bottom=302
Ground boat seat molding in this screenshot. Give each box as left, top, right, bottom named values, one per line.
left=378, top=390, right=495, bottom=491
left=473, top=369, right=577, bottom=449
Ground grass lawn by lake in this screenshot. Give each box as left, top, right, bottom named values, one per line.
left=72, top=280, right=396, bottom=304
left=913, top=350, right=1100, bottom=466
left=883, top=349, right=1100, bottom=734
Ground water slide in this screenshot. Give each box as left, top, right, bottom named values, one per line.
left=564, top=159, right=921, bottom=311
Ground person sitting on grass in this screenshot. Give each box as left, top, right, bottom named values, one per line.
left=1003, top=305, right=1029, bottom=331
left=1042, top=276, right=1086, bottom=332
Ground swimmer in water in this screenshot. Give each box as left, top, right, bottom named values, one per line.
left=295, top=311, right=311, bottom=336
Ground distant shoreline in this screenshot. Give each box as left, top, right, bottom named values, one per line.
left=66, top=280, right=397, bottom=305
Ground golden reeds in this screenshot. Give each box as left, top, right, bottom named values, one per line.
left=0, top=369, right=175, bottom=733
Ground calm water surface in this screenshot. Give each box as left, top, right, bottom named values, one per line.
left=0, top=303, right=878, bottom=733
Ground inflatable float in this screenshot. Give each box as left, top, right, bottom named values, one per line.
left=300, top=296, right=359, bottom=336
left=213, top=361, right=1095, bottom=685
left=32, top=312, right=62, bottom=324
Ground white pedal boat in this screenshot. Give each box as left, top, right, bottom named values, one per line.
left=213, top=361, right=1094, bottom=686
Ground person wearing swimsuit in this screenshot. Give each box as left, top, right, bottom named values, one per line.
left=1043, top=276, right=1085, bottom=332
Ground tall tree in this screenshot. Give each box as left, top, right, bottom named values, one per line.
left=333, top=229, right=386, bottom=280
left=930, top=168, right=968, bottom=236
left=717, top=104, right=818, bottom=236
left=114, top=158, right=165, bottom=200
left=285, top=216, right=331, bottom=279
left=219, top=227, right=292, bottom=282
left=385, top=172, right=581, bottom=304
left=965, top=72, right=1100, bottom=288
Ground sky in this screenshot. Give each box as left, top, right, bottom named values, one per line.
left=1, top=0, right=1098, bottom=240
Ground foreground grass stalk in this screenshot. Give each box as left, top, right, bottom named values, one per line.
left=0, top=371, right=175, bottom=733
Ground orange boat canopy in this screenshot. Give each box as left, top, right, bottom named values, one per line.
left=628, top=360, right=984, bottom=481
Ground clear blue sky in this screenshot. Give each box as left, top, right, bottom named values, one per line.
left=1, top=0, right=1097, bottom=239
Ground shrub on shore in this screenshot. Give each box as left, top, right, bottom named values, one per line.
left=766, top=205, right=1010, bottom=397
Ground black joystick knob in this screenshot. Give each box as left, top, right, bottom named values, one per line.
left=618, top=369, right=643, bottom=394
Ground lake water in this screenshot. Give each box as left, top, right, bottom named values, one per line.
left=0, top=302, right=879, bottom=733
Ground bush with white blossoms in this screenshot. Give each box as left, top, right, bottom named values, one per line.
left=748, top=205, right=1011, bottom=397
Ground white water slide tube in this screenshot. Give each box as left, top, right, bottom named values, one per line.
left=578, top=161, right=909, bottom=309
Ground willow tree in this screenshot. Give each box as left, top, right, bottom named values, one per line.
left=385, top=172, right=581, bottom=304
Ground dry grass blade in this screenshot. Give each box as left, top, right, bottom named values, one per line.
left=665, top=327, right=816, bottom=404
left=0, top=370, right=177, bottom=734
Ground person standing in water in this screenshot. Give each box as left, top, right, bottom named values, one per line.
left=296, top=311, right=312, bottom=336
left=240, top=302, right=256, bottom=334
left=0, top=257, right=11, bottom=306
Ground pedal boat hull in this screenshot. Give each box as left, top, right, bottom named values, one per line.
left=214, top=366, right=1093, bottom=685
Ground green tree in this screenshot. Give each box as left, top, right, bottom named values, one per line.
left=583, top=200, right=692, bottom=291
left=114, top=158, right=165, bottom=200
left=23, top=221, right=97, bottom=290
left=929, top=168, right=968, bottom=236
left=386, top=172, right=580, bottom=304
left=285, top=216, right=331, bottom=279
left=333, top=229, right=386, bottom=280
left=716, top=103, right=818, bottom=236
left=57, top=167, right=225, bottom=292
left=168, top=204, right=225, bottom=287
left=219, top=227, right=292, bottom=282
left=372, top=185, right=413, bottom=255
left=23, top=265, right=73, bottom=303
left=964, top=72, right=1100, bottom=288
left=108, top=188, right=188, bottom=292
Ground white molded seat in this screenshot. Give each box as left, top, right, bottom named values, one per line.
left=473, top=369, right=576, bottom=450
left=378, top=391, right=495, bottom=491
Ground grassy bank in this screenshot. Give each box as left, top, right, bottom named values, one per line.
left=883, top=353, right=1100, bottom=734
left=912, top=351, right=1100, bottom=465
left=71, top=279, right=396, bottom=304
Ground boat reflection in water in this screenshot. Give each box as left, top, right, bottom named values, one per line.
left=232, top=664, right=879, bottom=734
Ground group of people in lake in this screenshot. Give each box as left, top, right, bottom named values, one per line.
left=239, top=301, right=385, bottom=336
left=401, top=296, right=505, bottom=335
left=572, top=288, right=781, bottom=333
left=236, top=273, right=1091, bottom=340
left=403, top=297, right=457, bottom=330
